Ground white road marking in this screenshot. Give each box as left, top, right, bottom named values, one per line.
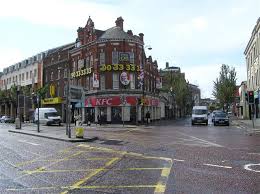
left=18, top=140, right=39, bottom=146
left=248, top=153, right=260, bottom=155
left=203, top=163, right=232, bottom=169
left=173, top=158, right=185, bottom=162
left=244, top=163, right=260, bottom=172
left=176, top=131, right=223, bottom=147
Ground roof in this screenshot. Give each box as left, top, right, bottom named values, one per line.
left=98, top=26, right=141, bottom=42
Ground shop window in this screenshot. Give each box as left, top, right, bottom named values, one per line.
left=100, top=74, right=105, bottom=90
left=30, top=71, right=32, bottom=79
left=113, top=73, right=119, bottom=89
left=26, top=72, right=29, bottom=80
left=111, top=107, right=122, bottom=123
left=22, top=73, right=24, bottom=81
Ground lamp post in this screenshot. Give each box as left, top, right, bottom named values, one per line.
left=15, top=85, right=21, bottom=129
left=141, top=45, right=152, bottom=124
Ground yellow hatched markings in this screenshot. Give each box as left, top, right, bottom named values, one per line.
left=15, top=145, right=79, bottom=167
left=61, top=157, right=121, bottom=194
left=23, top=167, right=166, bottom=174
left=16, top=151, right=84, bottom=180
left=77, top=144, right=173, bottom=194
left=9, top=144, right=173, bottom=194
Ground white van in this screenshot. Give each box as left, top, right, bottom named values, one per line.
left=191, top=106, right=208, bottom=125
left=34, top=108, right=61, bottom=126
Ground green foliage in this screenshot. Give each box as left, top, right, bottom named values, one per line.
left=22, top=85, right=31, bottom=97
left=0, top=89, right=7, bottom=102
left=163, top=71, right=190, bottom=114
left=212, top=64, right=237, bottom=110
left=9, top=85, right=18, bottom=103
left=36, top=84, right=49, bottom=99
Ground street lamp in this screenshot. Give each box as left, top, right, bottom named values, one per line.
left=141, top=45, right=152, bottom=124
left=15, top=85, right=21, bottom=129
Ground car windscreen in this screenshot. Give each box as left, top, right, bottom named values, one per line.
left=46, top=112, right=58, bottom=117
left=215, top=113, right=227, bottom=117
left=192, top=109, right=207, bottom=115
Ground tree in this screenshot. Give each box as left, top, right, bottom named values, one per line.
left=162, top=71, right=190, bottom=116
left=0, top=89, right=7, bottom=103
left=212, top=64, right=237, bottom=110
left=36, top=84, right=49, bottom=99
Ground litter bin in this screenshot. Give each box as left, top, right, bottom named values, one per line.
left=75, top=120, right=84, bottom=138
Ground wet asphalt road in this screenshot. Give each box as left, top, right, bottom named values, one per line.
left=0, top=117, right=260, bottom=194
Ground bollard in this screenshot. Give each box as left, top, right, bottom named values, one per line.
left=75, top=120, right=84, bottom=138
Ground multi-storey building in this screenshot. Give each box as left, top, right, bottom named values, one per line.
left=42, top=43, right=74, bottom=122
left=0, top=53, right=44, bottom=120
left=69, top=16, right=161, bottom=124
left=244, top=17, right=260, bottom=118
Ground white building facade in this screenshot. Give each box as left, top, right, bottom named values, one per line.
left=245, top=17, right=260, bottom=118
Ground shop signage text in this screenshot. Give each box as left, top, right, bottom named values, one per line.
left=71, top=67, right=93, bottom=78
left=42, top=97, right=63, bottom=105
left=100, top=64, right=140, bottom=72
left=85, top=96, right=159, bottom=107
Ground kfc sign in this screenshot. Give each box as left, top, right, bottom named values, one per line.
left=85, top=97, right=121, bottom=107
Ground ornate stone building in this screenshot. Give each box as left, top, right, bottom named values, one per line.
left=69, top=16, right=161, bottom=124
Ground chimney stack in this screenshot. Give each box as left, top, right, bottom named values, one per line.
left=115, top=16, right=124, bottom=30
left=139, top=33, right=144, bottom=42
left=166, top=62, right=169, bottom=69
left=127, top=30, right=133, bottom=35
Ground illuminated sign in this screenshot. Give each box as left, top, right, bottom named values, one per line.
left=99, top=64, right=140, bottom=72
left=71, top=67, right=93, bottom=78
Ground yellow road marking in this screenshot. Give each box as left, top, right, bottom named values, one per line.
left=7, top=185, right=157, bottom=192
left=61, top=157, right=121, bottom=194
left=79, top=185, right=156, bottom=189
left=161, top=168, right=171, bottom=177
left=154, top=182, right=166, bottom=193
left=16, top=151, right=84, bottom=180
left=16, top=145, right=78, bottom=167
left=23, top=167, right=165, bottom=174
left=77, top=144, right=172, bottom=162
left=154, top=161, right=173, bottom=194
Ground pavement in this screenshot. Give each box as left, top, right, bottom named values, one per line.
left=7, top=122, right=154, bottom=142
left=231, top=117, right=260, bottom=135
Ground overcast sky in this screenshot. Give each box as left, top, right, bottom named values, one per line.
left=0, top=0, right=259, bottom=98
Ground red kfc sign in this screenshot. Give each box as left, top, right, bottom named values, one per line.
left=85, top=96, right=121, bottom=107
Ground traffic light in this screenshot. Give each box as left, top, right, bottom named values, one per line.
left=245, top=92, right=248, bottom=102
left=248, top=91, right=254, bottom=104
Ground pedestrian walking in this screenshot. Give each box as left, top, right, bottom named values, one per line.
left=145, top=111, right=150, bottom=125
left=97, top=114, right=101, bottom=125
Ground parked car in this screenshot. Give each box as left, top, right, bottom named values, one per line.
left=211, top=110, right=223, bottom=122
left=214, top=112, right=229, bottom=126
left=0, top=115, right=15, bottom=123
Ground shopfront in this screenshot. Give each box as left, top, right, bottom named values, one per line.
left=84, top=95, right=160, bottom=124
